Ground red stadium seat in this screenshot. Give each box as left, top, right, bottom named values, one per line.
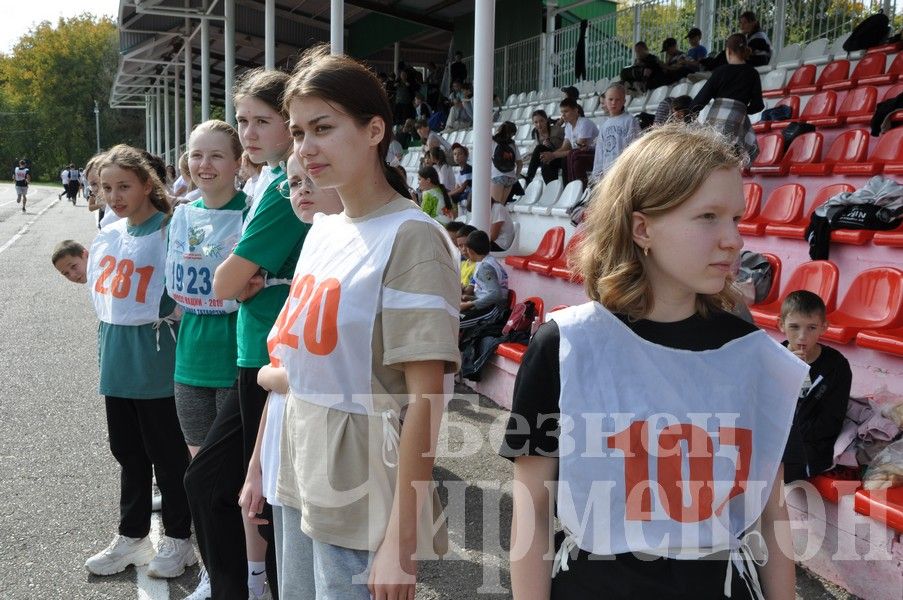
left=822, top=267, right=903, bottom=343
left=505, top=226, right=565, bottom=271
left=790, top=129, right=869, bottom=176
left=866, top=41, right=903, bottom=55
left=739, top=182, right=762, bottom=226
left=758, top=253, right=782, bottom=305
left=808, top=472, right=862, bottom=503
left=874, top=223, right=903, bottom=247
left=834, top=127, right=903, bottom=175
left=785, top=64, right=817, bottom=94
left=766, top=183, right=855, bottom=239
left=798, top=90, right=837, bottom=124
left=525, top=229, right=567, bottom=274
left=853, top=488, right=903, bottom=534
left=860, top=52, right=903, bottom=85
left=793, top=60, right=849, bottom=94
left=750, top=260, right=839, bottom=329
left=856, top=327, right=903, bottom=357
left=747, top=133, right=784, bottom=173
left=753, top=96, right=799, bottom=132
left=507, top=289, right=517, bottom=309
left=807, top=87, right=877, bottom=127
left=883, top=82, right=903, bottom=102
left=550, top=233, right=584, bottom=282
left=549, top=304, right=570, bottom=312
left=496, top=296, right=545, bottom=363
left=751, top=132, right=822, bottom=176
left=823, top=53, right=885, bottom=90
left=738, top=184, right=805, bottom=236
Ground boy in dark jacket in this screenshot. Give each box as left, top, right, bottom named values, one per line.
left=779, top=290, right=852, bottom=482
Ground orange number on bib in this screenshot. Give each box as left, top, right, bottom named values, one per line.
left=268, top=274, right=341, bottom=358
left=607, top=422, right=752, bottom=523
left=93, top=256, right=155, bottom=304
left=94, top=255, right=116, bottom=294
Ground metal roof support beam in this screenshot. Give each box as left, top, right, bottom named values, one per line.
left=343, top=0, right=454, bottom=31
left=331, top=0, right=344, bottom=55
left=164, top=76, right=171, bottom=164
left=234, top=0, right=333, bottom=32
left=471, top=0, right=494, bottom=234
left=155, top=86, right=163, bottom=156
left=174, top=64, right=181, bottom=160
left=185, top=34, right=194, bottom=141
left=264, top=0, right=276, bottom=69
left=201, top=8, right=211, bottom=121
left=224, top=0, right=236, bottom=125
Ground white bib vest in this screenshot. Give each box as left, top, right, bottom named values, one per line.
left=165, top=203, right=244, bottom=315
left=272, top=206, right=450, bottom=416
left=551, top=303, right=807, bottom=594
left=88, top=219, right=168, bottom=326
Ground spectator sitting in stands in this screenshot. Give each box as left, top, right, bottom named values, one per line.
left=423, top=146, right=457, bottom=193
left=526, top=109, right=564, bottom=184
left=653, top=94, right=694, bottom=126
left=620, top=41, right=666, bottom=92
left=413, top=93, right=431, bottom=119
left=417, top=119, right=453, bottom=155
left=448, top=79, right=465, bottom=102
left=396, top=118, right=418, bottom=149
left=740, top=10, right=772, bottom=67
left=450, top=51, right=467, bottom=86
left=558, top=86, right=585, bottom=121
left=592, top=83, right=641, bottom=181
left=445, top=97, right=473, bottom=131
left=686, top=27, right=708, bottom=61
left=385, top=133, right=404, bottom=167
left=541, top=97, right=598, bottom=186
left=661, top=37, right=700, bottom=79
left=453, top=224, right=478, bottom=289
left=489, top=121, right=522, bottom=208
left=417, top=165, right=456, bottom=224
left=690, top=33, right=764, bottom=116
left=490, top=192, right=516, bottom=252
left=460, top=230, right=510, bottom=333
left=778, top=291, right=852, bottom=483
left=449, top=144, right=473, bottom=211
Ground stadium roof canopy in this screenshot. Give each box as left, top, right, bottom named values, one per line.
left=111, top=0, right=472, bottom=109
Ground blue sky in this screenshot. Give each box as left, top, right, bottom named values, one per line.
left=2, top=0, right=118, bottom=53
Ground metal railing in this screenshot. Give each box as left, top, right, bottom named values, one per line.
left=469, top=0, right=900, bottom=99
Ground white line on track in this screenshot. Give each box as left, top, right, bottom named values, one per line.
left=0, top=196, right=61, bottom=255
left=137, top=513, right=169, bottom=600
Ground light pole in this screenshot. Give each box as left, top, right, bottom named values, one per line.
left=94, top=100, right=101, bottom=153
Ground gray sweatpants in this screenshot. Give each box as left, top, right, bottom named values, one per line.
left=275, top=504, right=371, bottom=600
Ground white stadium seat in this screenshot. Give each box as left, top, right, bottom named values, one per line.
left=510, top=178, right=544, bottom=213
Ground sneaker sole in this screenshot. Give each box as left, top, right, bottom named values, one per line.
left=85, top=550, right=156, bottom=576
left=146, top=553, right=198, bottom=579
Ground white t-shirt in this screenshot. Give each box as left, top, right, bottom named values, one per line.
left=61, top=169, right=70, bottom=184
left=592, top=113, right=641, bottom=178
left=427, top=131, right=453, bottom=154
left=490, top=141, right=521, bottom=179
left=563, top=116, right=599, bottom=149
left=436, top=163, right=457, bottom=192
left=99, top=208, right=122, bottom=228
left=490, top=202, right=515, bottom=250
left=386, top=140, right=404, bottom=167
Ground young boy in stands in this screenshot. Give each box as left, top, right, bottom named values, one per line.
left=460, top=230, right=509, bottom=333
left=51, top=240, right=89, bottom=284
left=454, top=224, right=478, bottom=291
left=591, top=83, right=640, bottom=181
left=779, top=290, right=852, bottom=482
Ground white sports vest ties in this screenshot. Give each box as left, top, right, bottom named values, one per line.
left=88, top=219, right=168, bottom=326
left=551, top=303, right=808, bottom=598
left=165, top=203, right=243, bottom=315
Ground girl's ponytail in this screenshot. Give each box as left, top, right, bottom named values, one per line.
left=383, top=162, right=411, bottom=199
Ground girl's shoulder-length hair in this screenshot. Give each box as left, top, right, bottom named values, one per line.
left=573, top=123, right=745, bottom=320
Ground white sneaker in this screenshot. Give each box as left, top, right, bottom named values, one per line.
left=152, top=491, right=162, bottom=512
left=85, top=534, right=156, bottom=576
left=146, top=536, right=197, bottom=578
left=183, top=567, right=211, bottom=600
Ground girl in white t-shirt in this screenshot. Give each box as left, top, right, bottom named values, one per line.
left=273, top=44, right=460, bottom=600
left=503, top=124, right=806, bottom=600
left=238, top=153, right=344, bottom=599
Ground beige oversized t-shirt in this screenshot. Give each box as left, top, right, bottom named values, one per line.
left=276, top=198, right=460, bottom=552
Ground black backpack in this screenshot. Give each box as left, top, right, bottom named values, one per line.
left=492, top=141, right=516, bottom=172
left=843, top=12, right=889, bottom=51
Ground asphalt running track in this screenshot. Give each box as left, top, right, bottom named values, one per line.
left=0, top=183, right=860, bottom=599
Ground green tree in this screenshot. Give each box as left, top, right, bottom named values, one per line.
left=0, top=14, right=144, bottom=181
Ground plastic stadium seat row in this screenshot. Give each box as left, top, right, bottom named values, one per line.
left=505, top=227, right=565, bottom=270
left=751, top=260, right=840, bottom=329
